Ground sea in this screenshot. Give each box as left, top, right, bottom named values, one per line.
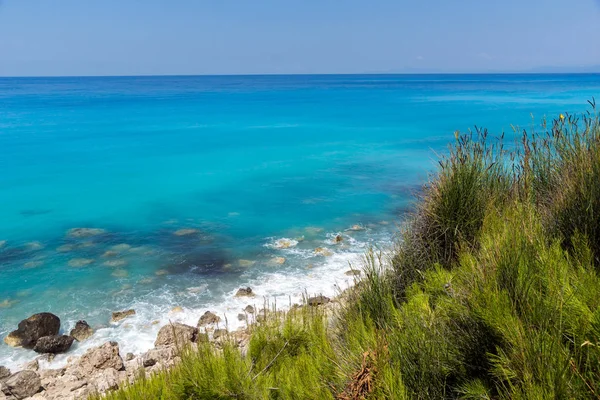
left=1, top=73, right=599, bottom=369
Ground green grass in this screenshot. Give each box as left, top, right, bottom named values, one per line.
left=96, top=103, right=600, bottom=399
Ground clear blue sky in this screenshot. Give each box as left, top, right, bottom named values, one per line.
left=1, top=0, right=599, bottom=76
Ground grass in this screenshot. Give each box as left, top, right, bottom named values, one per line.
left=95, top=102, right=600, bottom=399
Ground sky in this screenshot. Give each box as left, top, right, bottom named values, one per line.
left=0, top=0, right=599, bottom=76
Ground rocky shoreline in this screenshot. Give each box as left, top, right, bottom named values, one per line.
left=0, top=292, right=338, bottom=400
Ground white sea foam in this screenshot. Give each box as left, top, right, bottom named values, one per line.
left=1, top=229, right=393, bottom=372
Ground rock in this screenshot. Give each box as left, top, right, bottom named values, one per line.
left=244, top=305, right=255, bottom=314
left=0, top=299, right=18, bottom=309
left=111, top=269, right=128, bottom=278
left=334, top=234, right=343, bottom=243
left=103, top=260, right=127, bottom=268
left=33, top=335, right=74, bottom=354
left=125, top=353, right=135, bottom=361
left=111, top=309, right=135, bottom=323
left=197, top=311, right=221, bottom=326
left=268, top=257, right=286, bottom=266
left=0, top=367, right=10, bottom=380
left=154, top=323, right=198, bottom=348
left=56, top=244, right=74, bottom=253
left=213, top=329, right=228, bottom=340
left=307, top=295, right=331, bottom=306
left=314, top=247, right=333, bottom=257
left=0, top=240, right=6, bottom=249
left=68, top=258, right=94, bottom=268
left=155, top=269, right=168, bottom=276
left=90, top=367, right=120, bottom=393
left=39, top=367, right=65, bottom=380
left=271, top=238, right=298, bottom=249
left=72, top=342, right=123, bottom=378
left=66, top=228, right=106, bottom=238
left=3, top=313, right=60, bottom=349
left=345, top=270, right=361, bottom=276
left=0, top=370, right=41, bottom=399
left=23, top=261, right=43, bottom=269
left=348, top=224, right=364, bottom=231
left=26, top=242, right=44, bottom=251
left=102, top=250, right=118, bottom=258
left=173, top=229, right=199, bottom=236
left=142, top=347, right=176, bottom=368
left=170, top=306, right=184, bottom=314
left=110, top=244, right=131, bottom=252
left=69, top=320, right=93, bottom=342
left=237, top=313, right=246, bottom=321
left=235, top=287, right=254, bottom=297
left=238, top=259, right=255, bottom=267
left=23, top=360, right=39, bottom=372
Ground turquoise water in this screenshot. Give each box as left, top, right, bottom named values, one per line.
left=1, top=74, right=599, bottom=368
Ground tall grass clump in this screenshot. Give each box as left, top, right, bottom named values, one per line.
left=392, top=128, right=511, bottom=299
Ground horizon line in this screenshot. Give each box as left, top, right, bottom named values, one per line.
left=1, top=71, right=600, bottom=79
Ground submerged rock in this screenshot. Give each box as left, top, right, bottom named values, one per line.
left=154, top=323, right=198, bottom=347
left=3, top=313, right=60, bottom=349
left=56, top=244, right=74, bottom=253
left=23, top=261, right=44, bottom=269
left=68, top=258, right=94, bottom=268
left=70, top=320, right=94, bottom=342
left=347, top=224, right=365, bottom=232
left=103, top=260, right=127, bottom=268
left=102, top=250, right=118, bottom=258
left=26, top=241, right=45, bottom=251
left=238, top=259, right=255, bottom=267
left=0, top=370, right=41, bottom=399
left=235, top=287, right=254, bottom=297
left=110, top=244, right=131, bottom=252
left=314, top=247, right=333, bottom=257
left=67, top=227, right=106, bottom=238
left=0, top=240, right=6, bottom=249
left=111, top=309, right=136, bottom=323
left=307, top=295, right=331, bottom=306
left=198, top=311, right=221, bottom=326
left=33, top=335, right=74, bottom=354
left=268, top=257, right=286, bottom=266
left=271, top=238, right=298, bottom=249
left=111, top=269, right=129, bottom=278
left=155, top=269, right=169, bottom=276
left=173, top=228, right=199, bottom=236
left=0, top=299, right=18, bottom=309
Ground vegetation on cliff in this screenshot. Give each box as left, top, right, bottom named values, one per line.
left=99, top=102, right=600, bottom=399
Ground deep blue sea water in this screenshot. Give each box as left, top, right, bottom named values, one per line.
left=1, top=74, right=599, bottom=369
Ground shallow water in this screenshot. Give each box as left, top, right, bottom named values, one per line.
left=1, top=74, right=599, bottom=369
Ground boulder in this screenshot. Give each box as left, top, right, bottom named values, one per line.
left=213, top=329, right=228, bottom=340
left=0, top=370, right=41, bottom=400
left=235, top=287, right=254, bottom=297
left=89, top=368, right=121, bottom=393
left=125, top=353, right=135, bottom=361
left=142, top=347, right=176, bottom=368
left=307, top=295, right=331, bottom=306
left=69, top=320, right=94, bottom=342
left=3, top=313, right=60, bottom=349
left=111, top=309, right=135, bottom=323
left=154, top=323, right=198, bottom=348
left=244, top=305, right=255, bottom=314
left=334, top=234, right=344, bottom=243
left=33, top=335, right=74, bottom=354
left=197, top=311, right=221, bottom=326
left=66, top=228, right=106, bottom=238
left=72, top=341, right=123, bottom=378
left=0, top=366, right=10, bottom=380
